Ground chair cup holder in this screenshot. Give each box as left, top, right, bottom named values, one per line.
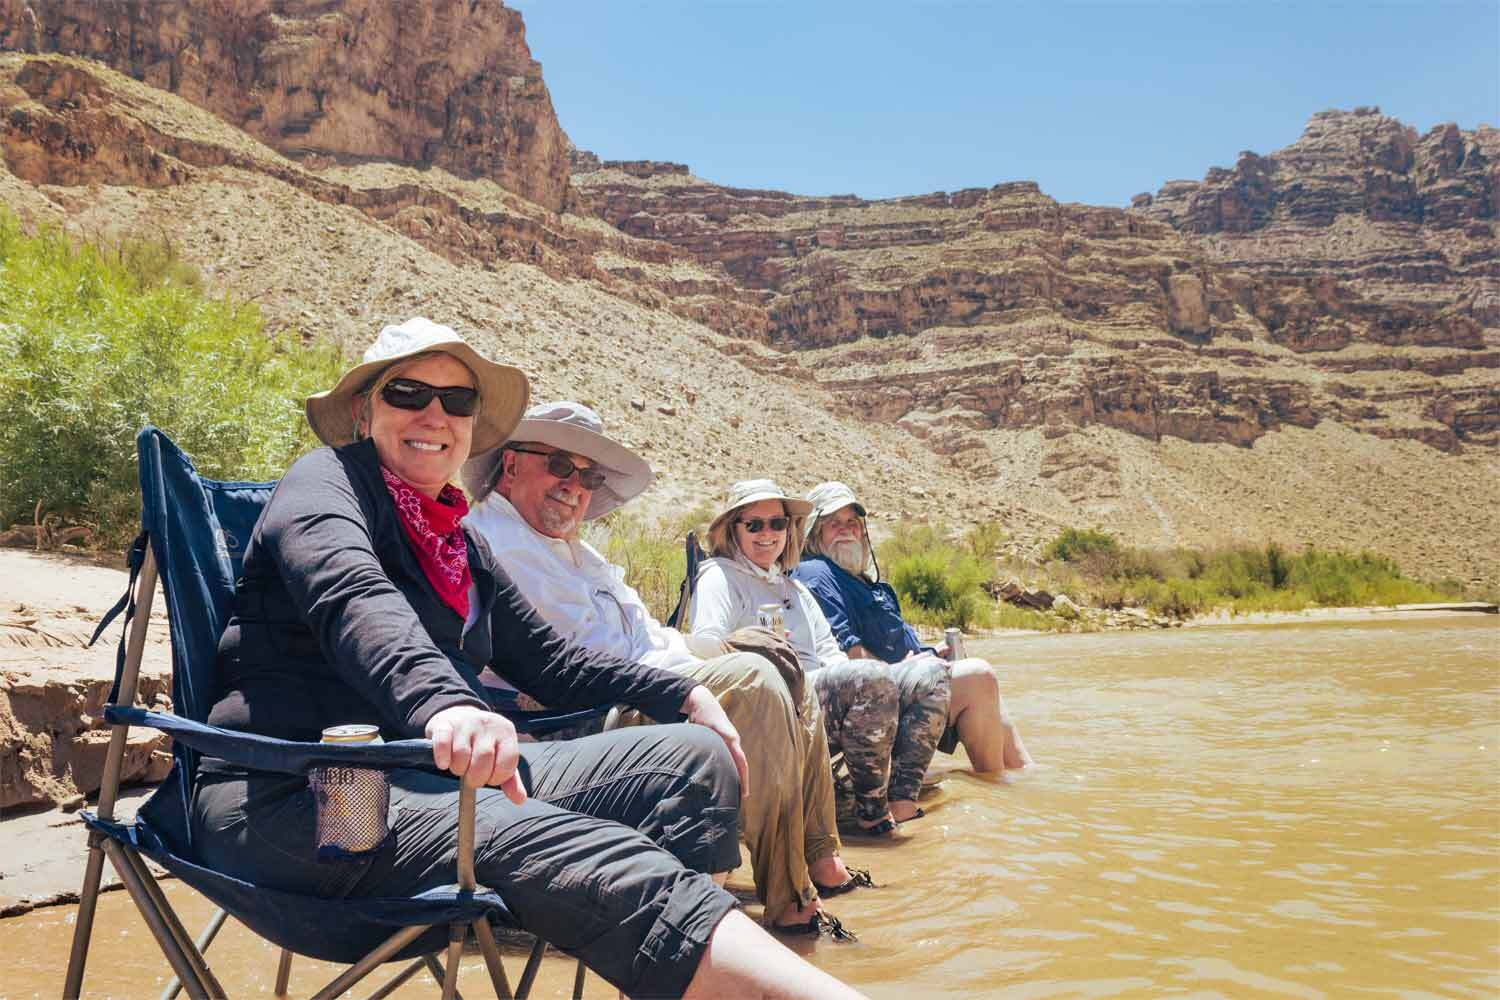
left=310, top=765, right=390, bottom=860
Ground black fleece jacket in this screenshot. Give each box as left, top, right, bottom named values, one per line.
left=206, top=440, right=696, bottom=743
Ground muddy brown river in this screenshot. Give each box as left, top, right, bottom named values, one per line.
left=5, top=616, right=1496, bottom=997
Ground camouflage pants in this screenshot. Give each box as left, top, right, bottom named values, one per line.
left=814, top=654, right=951, bottom=824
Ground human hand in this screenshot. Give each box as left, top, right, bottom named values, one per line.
left=425, top=705, right=527, bottom=804
left=680, top=685, right=750, bottom=799
left=724, top=626, right=805, bottom=705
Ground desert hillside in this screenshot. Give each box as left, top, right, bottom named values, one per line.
left=0, top=0, right=1496, bottom=590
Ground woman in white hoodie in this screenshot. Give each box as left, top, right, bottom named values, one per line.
left=690, top=481, right=951, bottom=836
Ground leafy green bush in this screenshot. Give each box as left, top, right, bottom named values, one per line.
left=0, top=210, right=345, bottom=548
left=1044, top=526, right=1119, bottom=563
left=1041, top=523, right=1451, bottom=617
left=880, top=522, right=997, bottom=630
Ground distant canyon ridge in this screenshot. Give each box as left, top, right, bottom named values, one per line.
left=1, top=0, right=1496, bottom=592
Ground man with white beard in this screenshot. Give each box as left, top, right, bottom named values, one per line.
left=792, top=482, right=1033, bottom=776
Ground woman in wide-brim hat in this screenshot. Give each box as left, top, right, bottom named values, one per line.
left=190, top=319, right=848, bottom=999
left=689, top=479, right=951, bottom=841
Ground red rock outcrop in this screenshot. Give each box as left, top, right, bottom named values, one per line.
left=0, top=0, right=575, bottom=212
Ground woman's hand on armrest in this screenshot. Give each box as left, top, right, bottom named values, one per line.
left=680, top=685, right=750, bottom=800
left=425, top=705, right=527, bottom=804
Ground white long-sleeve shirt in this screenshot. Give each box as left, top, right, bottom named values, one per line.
left=465, top=494, right=704, bottom=680
left=690, top=554, right=849, bottom=674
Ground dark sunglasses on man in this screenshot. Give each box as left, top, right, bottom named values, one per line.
left=508, top=446, right=609, bottom=490
left=379, top=377, right=480, bottom=417
left=737, top=516, right=790, bottom=534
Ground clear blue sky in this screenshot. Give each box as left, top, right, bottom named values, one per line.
left=511, top=1, right=1499, bottom=206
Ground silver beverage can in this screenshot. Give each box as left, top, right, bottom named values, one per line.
left=312, top=724, right=389, bottom=854
left=943, top=628, right=966, bottom=661
left=757, top=602, right=785, bottom=633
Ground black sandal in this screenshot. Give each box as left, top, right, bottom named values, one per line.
left=814, top=867, right=876, bottom=897
left=774, top=910, right=858, bottom=942
left=848, top=815, right=898, bottom=838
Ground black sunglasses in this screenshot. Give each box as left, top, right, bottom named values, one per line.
left=509, top=446, right=609, bottom=490
left=379, top=377, right=479, bottom=417
left=737, top=516, right=790, bottom=534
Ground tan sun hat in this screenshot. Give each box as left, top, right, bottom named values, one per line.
left=707, top=478, right=814, bottom=538
left=803, top=481, right=867, bottom=540
left=462, top=400, right=653, bottom=520
left=304, top=317, right=529, bottom=455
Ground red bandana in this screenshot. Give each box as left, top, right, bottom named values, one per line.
left=381, top=467, right=472, bottom=620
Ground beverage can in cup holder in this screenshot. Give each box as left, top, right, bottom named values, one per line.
left=312, top=724, right=389, bottom=858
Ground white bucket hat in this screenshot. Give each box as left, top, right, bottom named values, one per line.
left=462, top=400, right=653, bottom=520
left=305, top=317, right=529, bottom=455
left=707, top=479, right=814, bottom=539
left=803, top=481, right=867, bottom=540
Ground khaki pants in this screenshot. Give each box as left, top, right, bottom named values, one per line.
left=620, top=651, right=840, bottom=920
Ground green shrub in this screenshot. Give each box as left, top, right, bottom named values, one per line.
left=0, top=210, right=345, bottom=548
left=880, top=522, right=997, bottom=630
left=1044, top=526, right=1118, bottom=563
left=1039, top=519, right=1451, bottom=617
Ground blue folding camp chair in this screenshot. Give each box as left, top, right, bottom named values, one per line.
left=664, top=531, right=704, bottom=632
left=64, top=426, right=596, bottom=1000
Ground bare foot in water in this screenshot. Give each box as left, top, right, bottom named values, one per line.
left=889, top=799, right=924, bottom=822
left=809, top=854, right=852, bottom=887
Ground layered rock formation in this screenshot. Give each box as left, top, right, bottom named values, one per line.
left=574, top=143, right=1497, bottom=455
left=0, top=0, right=575, bottom=211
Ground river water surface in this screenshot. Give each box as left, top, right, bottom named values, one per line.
left=6, top=617, right=1497, bottom=997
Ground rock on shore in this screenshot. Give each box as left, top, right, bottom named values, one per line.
left=0, top=551, right=172, bottom=812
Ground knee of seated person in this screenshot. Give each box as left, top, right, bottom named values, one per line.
left=670, top=722, right=741, bottom=805
left=955, top=657, right=999, bottom=691
left=723, top=651, right=797, bottom=706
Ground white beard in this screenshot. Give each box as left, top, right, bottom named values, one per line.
left=827, top=538, right=869, bottom=577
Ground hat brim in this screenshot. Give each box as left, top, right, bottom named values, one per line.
left=804, top=497, right=866, bottom=540
left=708, top=491, right=815, bottom=538
left=305, top=340, right=529, bottom=456
left=462, top=417, right=654, bottom=520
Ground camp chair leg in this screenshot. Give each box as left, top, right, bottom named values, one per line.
left=274, top=948, right=294, bottom=998
left=363, top=956, right=426, bottom=1000
left=309, top=924, right=429, bottom=1000
left=572, top=957, right=587, bottom=1000
left=435, top=929, right=462, bottom=995
left=103, top=840, right=212, bottom=1000
left=117, top=847, right=226, bottom=998
left=471, top=915, right=514, bottom=1000
left=159, top=904, right=230, bottom=1000
left=63, top=841, right=110, bottom=1000
left=515, top=938, right=547, bottom=1000
left=64, top=547, right=161, bottom=1000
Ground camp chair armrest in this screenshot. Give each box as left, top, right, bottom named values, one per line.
left=103, top=706, right=438, bottom=775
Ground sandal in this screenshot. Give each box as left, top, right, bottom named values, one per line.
left=895, top=807, right=926, bottom=823
left=773, top=910, right=858, bottom=942
left=814, top=867, right=876, bottom=897
left=848, top=815, right=898, bottom=838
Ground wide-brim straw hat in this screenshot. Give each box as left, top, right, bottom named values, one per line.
left=707, top=479, right=815, bottom=538
left=462, top=400, right=653, bottom=520
left=305, top=317, right=529, bottom=455
left=803, top=481, right=867, bottom=540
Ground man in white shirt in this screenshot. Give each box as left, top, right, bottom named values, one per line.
left=463, top=401, right=868, bottom=940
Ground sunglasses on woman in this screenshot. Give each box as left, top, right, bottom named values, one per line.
left=508, top=446, right=609, bottom=490
left=737, top=516, right=790, bottom=534
left=379, top=377, right=480, bottom=417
